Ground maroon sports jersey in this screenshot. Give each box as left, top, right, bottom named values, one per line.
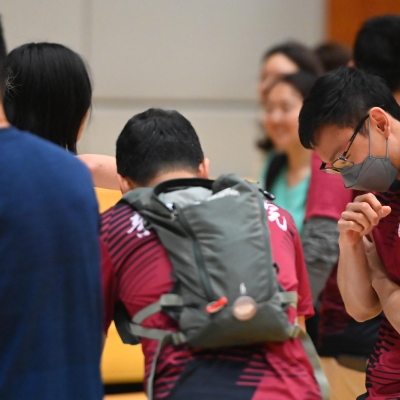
left=366, top=181, right=400, bottom=399
left=101, top=201, right=320, bottom=400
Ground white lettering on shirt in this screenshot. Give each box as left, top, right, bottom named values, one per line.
left=127, top=213, right=150, bottom=238
left=264, top=201, right=287, bottom=231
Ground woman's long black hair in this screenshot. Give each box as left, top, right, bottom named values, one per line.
left=4, top=42, right=92, bottom=153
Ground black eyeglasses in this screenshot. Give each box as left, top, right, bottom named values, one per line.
left=320, top=114, right=369, bottom=174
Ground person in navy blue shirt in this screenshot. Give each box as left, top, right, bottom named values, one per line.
left=0, top=19, right=103, bottom=400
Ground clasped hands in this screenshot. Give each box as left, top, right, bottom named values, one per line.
left=338, top=193, right=391, bottom=282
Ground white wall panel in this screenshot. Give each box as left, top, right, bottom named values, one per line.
left=78, top=105, right=263, bottom=179
left=90, top=0, right=324, bottom=100
left=2, top=0, right=324, bottom=181
left=1, top=0, right=89, bottom=55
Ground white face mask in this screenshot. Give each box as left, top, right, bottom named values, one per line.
left=340, top=119, right=398, bottom=192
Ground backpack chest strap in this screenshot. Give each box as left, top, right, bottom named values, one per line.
left=132, top=294, right=184, bottom=325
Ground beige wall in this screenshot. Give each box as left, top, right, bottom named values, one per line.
left=2, top=0, right=324, bottom=178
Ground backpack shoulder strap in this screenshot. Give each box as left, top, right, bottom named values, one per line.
left=298, top=329, right=331, bottom=400
left=114, top=295, right=187, bottom=400
left=276, top=291, right=330, bottom=400
left=119, top=187, right=154, bottom=211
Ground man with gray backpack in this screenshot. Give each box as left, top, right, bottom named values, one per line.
left=101, top=108, right=328, bottom=400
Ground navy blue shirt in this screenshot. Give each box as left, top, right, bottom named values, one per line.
left=0, top=127, right=103, bottom=399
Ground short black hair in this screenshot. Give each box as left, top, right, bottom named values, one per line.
left=4, top=42, right=91, bottom=152
left=116, top=108, right=204, bottom=185
left=0, top=16, right=7, bottom=94
left=298, top=67, right=400, bottom=149
left=263, top=41, right=324, bottom=77
left=354, top=15, right=400, bottom=93
left=314, top=42, right=352, bottom=72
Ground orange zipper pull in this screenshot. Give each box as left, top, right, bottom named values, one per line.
left=206, top=297, right=228, bottom=313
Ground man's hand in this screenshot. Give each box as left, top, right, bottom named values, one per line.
left=338, top=193, right=391, bottom=246
left=336, top=193, right=386, bottom=321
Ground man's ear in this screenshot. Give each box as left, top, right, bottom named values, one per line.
left=370, top=107, right=390, bottom=138
left=198, top=157, right=210, bottom=179
left=117, top=174, right=137, bottom=194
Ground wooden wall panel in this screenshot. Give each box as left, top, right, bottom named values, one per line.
left=327, top=0, right=400, bottom=46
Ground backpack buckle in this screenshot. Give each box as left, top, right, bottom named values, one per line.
left=171, top=332, right=187, bottom=346
left=289, top=323, right=302, bottom=338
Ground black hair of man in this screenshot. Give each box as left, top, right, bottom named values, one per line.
left=354, top=15, right=400, bottom=93
left=4, top=42, right=91, bottom=152
left=298, top=67, right=400, bottom=149
left=0, top=15, right=7, bottom=93
left=263, top=41, right=324, bottom=76
left=116, top=108, right=204, bottom=185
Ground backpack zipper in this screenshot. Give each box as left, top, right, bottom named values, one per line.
left=173, top=204, right=216, bottom=302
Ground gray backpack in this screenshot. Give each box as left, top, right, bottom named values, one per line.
left=115, top=174, right=329, bottom=400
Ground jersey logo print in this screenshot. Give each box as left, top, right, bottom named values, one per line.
left=264, top=201, right=287, bottom=231
left=398, top=222, right=400, bottom=238
left=127, top=213, right=150, bottom=238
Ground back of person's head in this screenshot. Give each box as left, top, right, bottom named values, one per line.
left=354, top=15, right=400, bottom=93
left=116, top=108, right=204, bottom=185
left=278, top=70, right=318, bottom=99
left=314, top=42, right=352, bottom=72
left=0, top=16, right=7, bottom=95
left=4, top=42, right=91, bottom=152
left=299, top=67, right=400, bottom=149
left=263, top=41, right=324, bottom=76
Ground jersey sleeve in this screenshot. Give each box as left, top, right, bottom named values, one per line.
left=276, top=210, right=314, bottom=319
left=266, top=202, right=314, bottom=319
left=292, top=226, right=314, bottom=319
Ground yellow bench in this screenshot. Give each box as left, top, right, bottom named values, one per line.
left=95, top=188, right=145, bottom=385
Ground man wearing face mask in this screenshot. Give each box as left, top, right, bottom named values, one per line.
left=299, top=66, right=400, bottom=400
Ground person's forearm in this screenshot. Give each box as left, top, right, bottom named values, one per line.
left=338, top=237, right=381, bottom=321
left=78, top=154, right=120, bottom=190
left=372, top=276, right=400, bottom=333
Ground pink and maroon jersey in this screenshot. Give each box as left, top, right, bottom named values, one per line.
left=101, top=201, right=320, bottom=400
left=365, top=181, right=400, bottom=399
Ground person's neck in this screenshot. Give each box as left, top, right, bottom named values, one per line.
left=147, top=170, right=199, bottom=187
left=285, top=145, right=312, bottom=187
left=0, top=106, right=10, bottom=129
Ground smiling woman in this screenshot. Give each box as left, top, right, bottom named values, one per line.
left=259, top=71, right=317, bottom=234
